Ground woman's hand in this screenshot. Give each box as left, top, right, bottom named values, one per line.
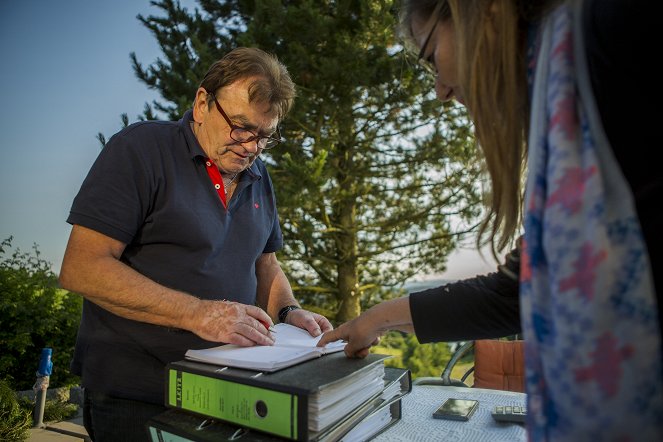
left=318, top=297, right=414, bottom=358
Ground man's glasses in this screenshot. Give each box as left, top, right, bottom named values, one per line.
left=208, top=93, right=282, bottom=150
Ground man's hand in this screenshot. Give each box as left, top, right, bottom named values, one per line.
left=284, top=308, right=333, bottom=338
left=192, top=300, right=275, bottom=346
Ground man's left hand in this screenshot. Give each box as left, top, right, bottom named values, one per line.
left=285, top=309, right=333, bottom=337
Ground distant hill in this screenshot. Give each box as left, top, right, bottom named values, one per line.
left=403, top=278, right=452, bottom=293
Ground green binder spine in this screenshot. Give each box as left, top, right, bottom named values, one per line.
left=168, top=367, right=303, bottom=439
left=165, top=352, right=389, bottom=441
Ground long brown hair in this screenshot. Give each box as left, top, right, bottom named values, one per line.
left=401, top=0, right=530, bottom=257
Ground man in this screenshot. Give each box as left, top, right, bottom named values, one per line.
left=59, top=47, right=332, bottom=441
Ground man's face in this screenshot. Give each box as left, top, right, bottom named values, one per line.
left=192, top=77, right=280, bottom=175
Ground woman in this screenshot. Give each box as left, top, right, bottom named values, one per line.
left=319, top=0, right=662, bottom=439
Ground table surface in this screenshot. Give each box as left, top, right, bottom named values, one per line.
left=371, top=384, right=527, bottom=442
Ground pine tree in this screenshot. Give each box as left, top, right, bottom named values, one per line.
left=132, top=0, right=483, bottom=322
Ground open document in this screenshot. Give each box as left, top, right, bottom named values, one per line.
left=184, top=323, right=346, bottom=372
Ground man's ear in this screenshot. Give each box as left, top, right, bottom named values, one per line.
left=192, top=87, right=210, bottom=123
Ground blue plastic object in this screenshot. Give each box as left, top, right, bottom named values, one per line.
left=37, top=347, right=53, bottom=376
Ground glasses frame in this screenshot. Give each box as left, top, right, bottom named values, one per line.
left=416, top=1, right=448, bottom=77
left=208, top=92, right=282, bottom=150
left=417, top=20, right=438, bottom=76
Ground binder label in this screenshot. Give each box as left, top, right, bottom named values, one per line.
left=168, top=368, right=298, bottom=439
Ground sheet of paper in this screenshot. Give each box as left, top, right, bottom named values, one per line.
left=273, top=323, right=345, bottom=351
left=184, top=323, right=345, bottom=371
left=185, top=345, right=318, bottom=371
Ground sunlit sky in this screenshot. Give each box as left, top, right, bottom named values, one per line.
left=0, top=0, right=495, bottom=282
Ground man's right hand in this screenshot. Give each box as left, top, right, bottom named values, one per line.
left=191, top=299, right=275, bottom=346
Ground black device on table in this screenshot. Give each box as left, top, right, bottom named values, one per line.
left=491, top=405, right=527, bottom=424
left=432, top=398, right=479, bottom=421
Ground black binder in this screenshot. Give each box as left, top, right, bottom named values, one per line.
left=151, top=366, right=410, bottom=441
left=165, top=353, right=394, bottom=440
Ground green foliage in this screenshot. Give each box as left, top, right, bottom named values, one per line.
left=0, top=390, right=78, bottom=440
left=374, top=330, right=408, bottom=368
left=0, top=379, right=31, bottom=441
left=43, top=400, right=78, bottom=422
left=16, top=395, right=79, bottom=423
left=131, top=0, right=484, bottom=321
left=375, top=331, right=453, bottom=379
left=246, top=1, right=484, bottom=321
left=400, top=333, right=453, bottom=378
left=402, top=335, right=453, bottom=378
left=0, top=237, right=82, bottom=390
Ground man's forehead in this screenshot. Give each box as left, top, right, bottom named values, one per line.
left=223, top=101, right=279, bottom=131
left=215, top=78, right=279, bottom=128
left=232, top=110, right=279, bottom=132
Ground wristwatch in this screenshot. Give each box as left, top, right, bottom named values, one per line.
left=278, top=305, right=301, bottom=324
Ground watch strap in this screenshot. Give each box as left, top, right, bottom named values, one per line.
left=278, top=305, right=300, bottom=323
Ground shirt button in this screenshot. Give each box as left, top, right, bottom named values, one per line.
left=206, top=161, right=212, bottom=166
left=214, top=184, right=221, bottom=190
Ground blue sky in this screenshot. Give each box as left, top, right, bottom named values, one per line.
left=0, top=0, right=494, bottom=280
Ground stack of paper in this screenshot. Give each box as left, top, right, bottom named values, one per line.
left=150, top=364, right=410, bottom=441
left=155, top=325, right=412, bottom=441
left=308, top=363, right=386, bottom=431
left=340, top=398, right=399, bottom=442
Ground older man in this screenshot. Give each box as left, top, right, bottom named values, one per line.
left=60, top=47, right=332, bottom=441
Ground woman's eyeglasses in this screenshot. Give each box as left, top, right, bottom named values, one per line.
left=417, top=20, right=438, bottom=76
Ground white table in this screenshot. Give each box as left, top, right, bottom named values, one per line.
left=372, top=384, right=527, bottom=441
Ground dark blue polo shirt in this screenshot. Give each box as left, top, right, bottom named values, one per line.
left=67, top=110, right=283, bottom=403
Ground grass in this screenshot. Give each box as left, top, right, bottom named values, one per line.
left=0, top=379, right=81, bottom=442
left=27, top=398, right=80, bottom=422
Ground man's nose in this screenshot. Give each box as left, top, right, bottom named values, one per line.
left=241, top=139, right=260, bottom=155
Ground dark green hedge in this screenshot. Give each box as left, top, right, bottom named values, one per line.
left=0, top=237, right=82, bottom=390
